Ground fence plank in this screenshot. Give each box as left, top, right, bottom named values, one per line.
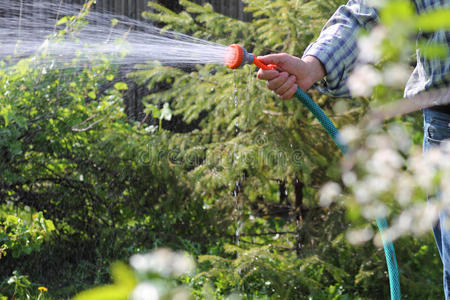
left=138, top=0, right=146, bottom=20
left=128, top=0, right=135, bottom=19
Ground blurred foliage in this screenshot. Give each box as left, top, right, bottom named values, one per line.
left=0, top=0, right=446, bottom=299
left=0, top=204, right=55, bottom=258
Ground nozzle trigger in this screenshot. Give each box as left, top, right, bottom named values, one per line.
left=267, top=64, right=279, bottom=71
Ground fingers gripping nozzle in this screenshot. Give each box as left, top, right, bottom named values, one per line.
left=225, top=44, right=254, bottom=69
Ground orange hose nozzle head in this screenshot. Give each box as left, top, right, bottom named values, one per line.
left=225, top=44, right=254, bottom=69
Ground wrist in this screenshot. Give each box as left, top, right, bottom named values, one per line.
left=302, top=55, right=326, bottom=86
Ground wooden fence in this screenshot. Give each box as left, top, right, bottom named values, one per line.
left=63, top=0, right=250, bottom=21
left=190, top=0, right=251, bottom=21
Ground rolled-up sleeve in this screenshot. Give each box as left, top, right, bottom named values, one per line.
left=302, top=0, right=379, bottom=97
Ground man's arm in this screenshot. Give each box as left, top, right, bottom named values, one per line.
left=258, top=0, right=379, bottom=99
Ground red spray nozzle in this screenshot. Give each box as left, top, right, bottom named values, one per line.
left=225, top=44, right=276, bottom=70
left=225, top=44, right=245, bottom=69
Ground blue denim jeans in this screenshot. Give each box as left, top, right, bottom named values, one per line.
left=423, top=108, right=450, bottom=299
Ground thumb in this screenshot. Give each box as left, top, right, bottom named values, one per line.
left=257, top=54, right=286, bottom=66
left=257, top=53, right=297, bottom=75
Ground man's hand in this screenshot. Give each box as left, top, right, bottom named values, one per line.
left=257, top=54, right=326, bottom=100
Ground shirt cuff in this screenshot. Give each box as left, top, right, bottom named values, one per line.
left=303, top=42, right=351, bottom=98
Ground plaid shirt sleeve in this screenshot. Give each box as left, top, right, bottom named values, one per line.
left=302, top=0, right=379, bottom=97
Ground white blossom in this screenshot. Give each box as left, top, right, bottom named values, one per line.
left=130, top=249, right=194, bottom=277
left=365, top=175, right=392, bottom=193
left=342, top=171, right=357, bottom=186
left=361, top=202, right=387, bottom=219
left=383, top=63, right=411, bottom=88
left=171, top=289, right=190, bottom=300
left=367, top=0, right=388, bottom=8
left=365, top=134, right=392, bottom=150
left=395, top=176, right=413, bottom=206
left=388, top=124, right=411, bottom=153
left=441, top=171, right=450, bottom=205
left=172, top=253, right=195, bottom=276
left=412, top=203, right=440, bottom=235
left=357, top=26, right=386, bottom=63
left=395, top=211, right=414, bottom=233
left=333, top=100, right=349, bottom=114
left=348, top=64, right=382, bottom=97
left=354, top=183, right=372, bottom=204
left=366, top=148, right=404, bottom=178
left=319, top=182, right=341, bottom=207
left=346, top=227, right=374, bottom=245
left=131, top=282, right=159, bottom=300
left=409, top=153, right=436, bottom=192
left=338, top=125, right=361, bottom=145
left=442, top=140, right=450, bottom=153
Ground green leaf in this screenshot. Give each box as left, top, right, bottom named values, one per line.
left=56, top=16, right=68, bottom=26
left=88, top=91, right=96, bottom=99
left=418, top=42, right=449, bottom=59
left=380, top=0, right=415, bottom=25
left=73, top=263, right=136, bottom=300
left=111, top=262, right=136, bottom=288
left=6, top=215, right=19, bottom=225
left=106, top=74, right=115, bottom=81
left=44, top=220, right=56, bottom=232
left=0, top=104, right=12, bottom=127
left=114, top=82, right=128, bottom=91
left=73, top=285, right=131, bottom=300
left=145, top=104, right=161, bottom=119
left=416, top=8, right=450, bottom=31
left=10, top=142, right=22, bottom=156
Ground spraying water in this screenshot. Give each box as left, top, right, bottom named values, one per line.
left=0, top=0, right=228, bottom=68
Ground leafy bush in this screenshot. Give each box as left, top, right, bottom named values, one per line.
left=0, top=2, right=222, bottom=297
left=0, top=204, right=55, bottom=258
